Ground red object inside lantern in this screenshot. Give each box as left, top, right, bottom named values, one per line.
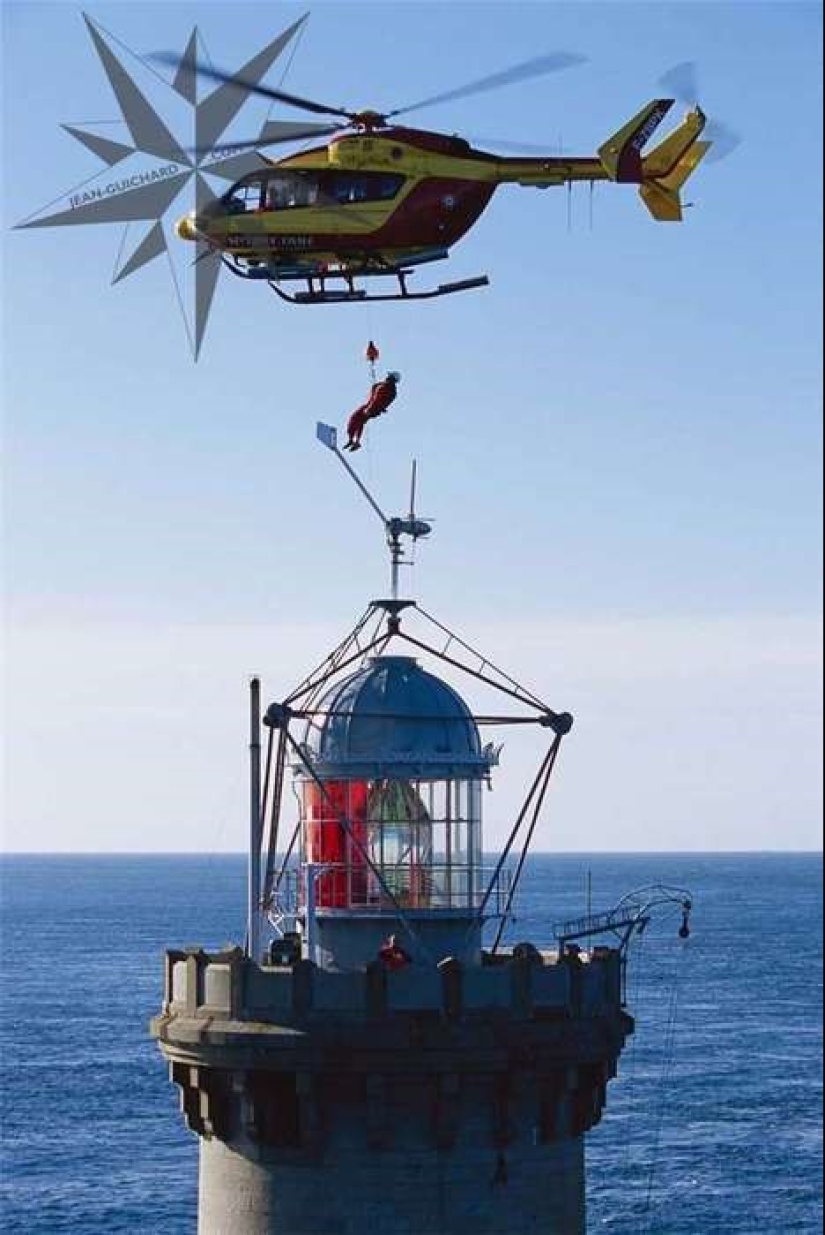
left=304, top=780, right=369, bottom=907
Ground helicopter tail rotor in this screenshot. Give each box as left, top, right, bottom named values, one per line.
left=642, top=104, right=707, bottom=179
left=658, top=61, right=742, bottom=163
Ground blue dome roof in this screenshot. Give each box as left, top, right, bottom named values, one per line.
left=302, top=656, right=491, bottom=779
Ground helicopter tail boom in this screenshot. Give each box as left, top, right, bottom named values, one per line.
left=638, top=140, right=712, bottom=221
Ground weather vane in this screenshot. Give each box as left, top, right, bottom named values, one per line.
left=316, top=422, right=431, bottom=602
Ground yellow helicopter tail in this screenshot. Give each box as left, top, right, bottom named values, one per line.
left=642, top=107, right=707, bottom=178
left=638, top=140, right=712, bottom=221
left=598, top=99, right=675, bottom=183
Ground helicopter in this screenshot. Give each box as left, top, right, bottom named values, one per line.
left=165, top=53, right=715, bottom=305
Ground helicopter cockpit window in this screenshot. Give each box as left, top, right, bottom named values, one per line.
left=224, top=177, right=266, bottom=213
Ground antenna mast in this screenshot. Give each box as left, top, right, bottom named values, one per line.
left=316, top=422, right=432, bottom=600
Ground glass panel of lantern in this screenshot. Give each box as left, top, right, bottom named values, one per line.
left=301, top=775, right=482, bottom=911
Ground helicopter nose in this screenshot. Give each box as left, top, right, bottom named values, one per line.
left=175, top=211, right=198, bottom=241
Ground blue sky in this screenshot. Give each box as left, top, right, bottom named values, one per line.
left=2, top=2, right=822, bottom=852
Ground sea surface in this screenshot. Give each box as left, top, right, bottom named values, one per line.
left=0, top=853, right=821, bottom=1234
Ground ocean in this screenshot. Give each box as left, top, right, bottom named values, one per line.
left=0, top=853, right=821, bottom=1234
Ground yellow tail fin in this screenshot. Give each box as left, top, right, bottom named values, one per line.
left=643, top=107, right=707, bottom=178
left=639, top=140, right=712, bottom=221
left=598, top=99, right=674, bottom=183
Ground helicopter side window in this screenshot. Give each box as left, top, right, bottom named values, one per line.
left=262, top=174, right=319, bottom=211
left=373, top=174, right=405, bottom=200
left=332, top=175, right=367, bottom=204
left=322, top=172, right=404, bottom=205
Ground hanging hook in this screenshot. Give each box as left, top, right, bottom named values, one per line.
left=678, top=900, right=692, bottom=939
left=365, top=338, right=379, bottom=382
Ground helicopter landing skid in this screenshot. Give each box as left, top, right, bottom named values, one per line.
left=269, top=271, right=490, bottom=305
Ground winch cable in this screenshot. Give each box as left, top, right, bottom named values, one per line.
left=642, top=934, right=691, bottom=1229
left=620, top=925, right=646, bottom=1174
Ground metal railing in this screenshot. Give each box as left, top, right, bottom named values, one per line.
left=267, top=862, right=511, bottom=929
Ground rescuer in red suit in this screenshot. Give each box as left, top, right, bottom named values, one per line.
left=343, top=371, right=401, bottom=451
left=378, top=934, right=412, bottom=970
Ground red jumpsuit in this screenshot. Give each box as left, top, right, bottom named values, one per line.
left=344, top=378, right=398, bottom=450
left=378, top=936, right=412, bottom=970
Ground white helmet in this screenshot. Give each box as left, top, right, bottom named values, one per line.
left=387, top=371, right=401, bottom=383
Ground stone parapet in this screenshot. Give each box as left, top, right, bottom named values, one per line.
left=154, top=945, right=623, bottom=1026
left=151, top=945, right=631, bottom=1153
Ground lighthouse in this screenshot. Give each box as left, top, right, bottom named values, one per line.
left=150, top=430, right=657, bottom=1234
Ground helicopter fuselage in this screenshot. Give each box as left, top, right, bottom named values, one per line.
left=175, top=101, right=710, bottom=299
left=179, top=125, right=604, bottom=273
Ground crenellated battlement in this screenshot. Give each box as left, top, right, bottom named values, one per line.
left=153, top=944, right=624, bottom=1027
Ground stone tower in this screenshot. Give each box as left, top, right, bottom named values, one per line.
left=151, top=601, right=633, bottom=1235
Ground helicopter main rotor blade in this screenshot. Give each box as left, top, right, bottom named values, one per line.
left=152, top=51, right=354, bottom=120
left=659, top=60, right=701, bottom=105
left=658, top=61, right=742, bottom=163
left=468, top=135, right=568, bottom=155
left=193, top=123, right=342, bottom=158
left=701, top=119, right=742, bottom=163
left=387, top=51, right=587, bottom=119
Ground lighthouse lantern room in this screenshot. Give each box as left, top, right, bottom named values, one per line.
left=291, top=653, right=496, bottom=968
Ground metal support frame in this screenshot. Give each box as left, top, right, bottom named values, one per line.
left=260, top=726, right=288, bottom=907
left=284, top=604, right=375, bottom=706
left=553, top=886, right=694, bottom=956
left=552, top=885, right=694, bottom=1003
left=415, top=602, right=548, bottom=711
left=253, top=589, right=575, bottom=962
left=247, top=437, right=579, bottom=965
left=286, top=625, right=389, bottom=708
left=465, top=736, right=563, bottom=952
left=490, top=735, right=564, bottom=953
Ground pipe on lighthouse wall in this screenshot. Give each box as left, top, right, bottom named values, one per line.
left=249, top=677, right=262, bottom=961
